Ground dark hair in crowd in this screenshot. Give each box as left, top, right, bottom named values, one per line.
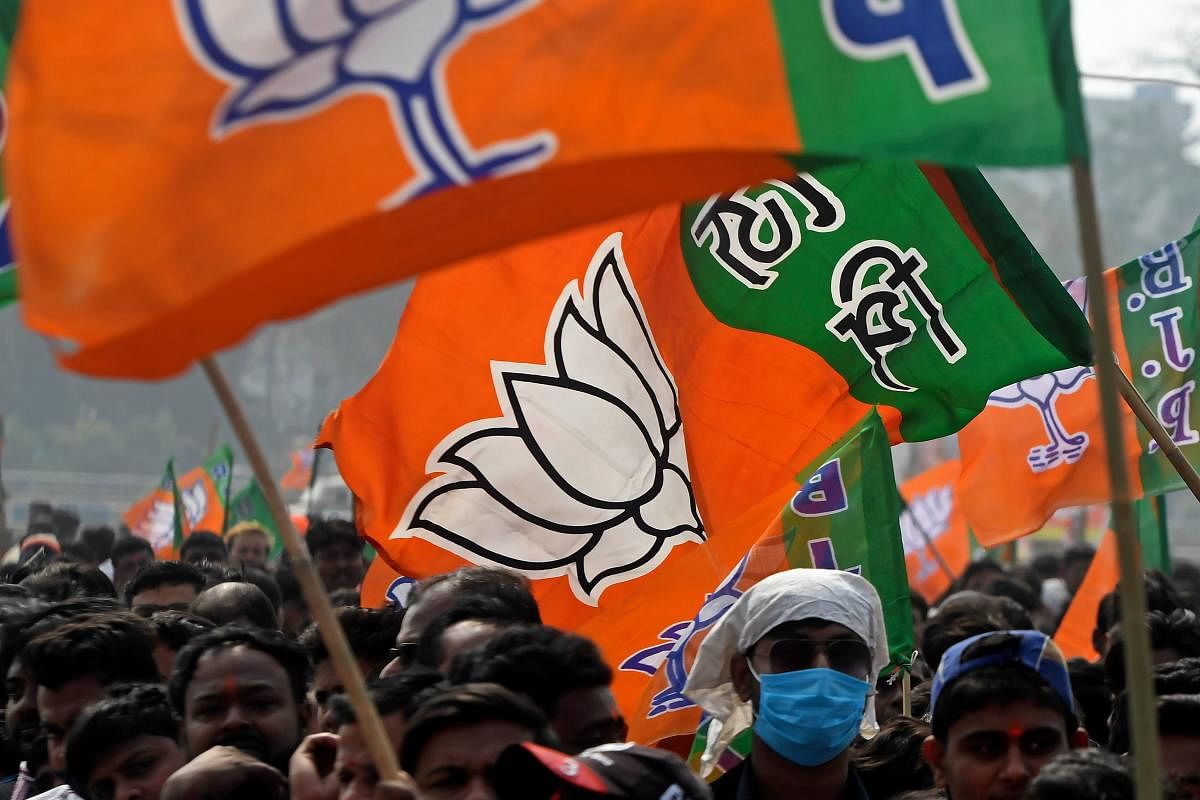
left=1108, top=657, right=1200, bottom=753
left=274, top=566, right=304, bottom=609
left=110, top=537, right=154, bottom=565
left=179, top=531, right=227, bottom=563
left=920, top=591, right=1032, bottom=672
left=189, top=582, right=279, bottom=630
left=79, top=526, right=116, bottom=563
left=1095, top=570, right=1184, bottom=641
left=122, top=561, right=207, bottom=606
left=1061, top=545, right=1096, bottom=574
left=851, top=717, right=935, bottom=799
left=168, top=625, right=311, bottom=712
left=1104, top=608, right=1200, bottom=694
left=64, top=684, right=178, bottom=797
left=20, top=562, right=116, bottom=601
left=61, top=542, right=97, bottom=565
left=327, top=670, right=445, bottom=730
left=1067, top=658, right=1112, bottom=745
left=204, top=566, right=283, bottom=612
left=930, top=633, right=1076, bottom=741
left=299, top=606, right=404, bottom=667
left=304, top=519, right=361, bottom=558
left=407, top=566, right=541, bottom=624
left=399, top=683, right=556, bottom=774
left=24, top=612, right=159, bottom=690
left=448, top=625, right=611, bottom=718
left=415, top=596, right=527, bottom=669
left=147, top=610, right=216, bottom=651
left=1025, top=749, right=1132, bottom=800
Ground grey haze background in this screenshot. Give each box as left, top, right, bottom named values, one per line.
left=1, top=2, right=1199, bottom=553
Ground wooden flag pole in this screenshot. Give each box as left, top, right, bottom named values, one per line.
left=200, top=357, right=403, bottom=783
left=1115, top=366, right=1200, bottom=504
left=1071, top=160, right=1161, bottom=800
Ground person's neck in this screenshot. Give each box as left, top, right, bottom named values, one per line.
left=749, top=735, right=850, bottom=800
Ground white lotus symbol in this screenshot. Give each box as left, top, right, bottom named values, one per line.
left=396, top=232, right=705, bottom=604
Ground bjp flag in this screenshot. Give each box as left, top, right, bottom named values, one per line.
left=124, top=460, right=187, bottom=558
left=8, top=1, right=1087, bottom=379
left=959, top=223, right=1200, bottom=545
left=281, top=448, right=315, bottom=491
left=899, top=459, right=970, bottom=604
left=319, top=161, right=1089, bottom=740
left=125, top=447, right=235, bottom=557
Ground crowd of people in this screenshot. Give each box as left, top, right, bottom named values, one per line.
left=0, top=509, right=1199, bottom=800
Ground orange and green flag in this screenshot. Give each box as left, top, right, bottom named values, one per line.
left=280, top=448, right=315, bottom=492
left=8, top=1, right=1086, bottom=378
left=959, top=222, right=1200, bottom=545
left=127, top=447, right=235, bottom=557
left=176, top=445, right=236, bottom=535
left=124, top=459, right=187, bottom=558
left=319, top=160, right=1089, bottom=739
left=899, top=459, right=971, bottom=604
left=228, top=478, right=282, bottom=559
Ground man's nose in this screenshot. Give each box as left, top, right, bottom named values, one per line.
left=997, top=743, right=1032, bottom=783
left=811, top=648, right=832, bottom=670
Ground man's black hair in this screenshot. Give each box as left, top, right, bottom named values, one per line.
left=299, top=606, right=404, bottom=666
left=0, top=597, right=49, bottom=676
left=399, top=683, right=556, bottom=774
left=1067, top=658, right=1111, bottom=745
left=920, top=591, right=1033, bottom=672
left=955, top=559, right=1006, bottom=590
left=64, top=683, right=178, bottom=798
left=179, top=531, right=228, bottom=562
left=205, top=567, right=283, bottom=612
left=168, top=625, right=311, bottom=712
left=447, top=625, right=611, bottom=718
left=274, top=566, right=304, bottom=607
left=415, top=596, right=526, bottom=669
left=1095, top=570, right=1184, bottom=641
left=304, top=519, right=361, bottom=558
left=406, top=566, right=540, bottom=624
left=986, top=577, right=1040, bottom=614
left=930, top=634, right=1077, bottom=741
left=851, top=716, right=935, bottom=800
left=1032, top=553, right=1062, bottom=582
left=123, top=561, right=207, bottom=606
left=189, top=582, right=279, bottom=630
left=1104, top=608, right=1200, bottom=694
left=20, top=562, right=116, bottom=602
left=326, top=670, right=445, bottom=729
left=148, top=610, right=216, bottom=652
left=1108, top=657, right=1200, bottom=753
left=910, top=591, right=930, bottom=624
left=110, top=537, right=154, bottom=564
left=1025, top=749, right=1131, bottom=800
left=79, top=527, right=116, bottom=563
left=24, top=612, right=159, bottom=690
left=1061, top=545, right=1096, bottom=572
left=60, top=542, right=97, bottom=566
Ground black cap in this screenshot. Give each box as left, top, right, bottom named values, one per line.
left=492, top=742, right=711, bottom=800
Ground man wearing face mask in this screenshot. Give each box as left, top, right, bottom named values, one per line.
left=684, top=569, right=889, bottom=800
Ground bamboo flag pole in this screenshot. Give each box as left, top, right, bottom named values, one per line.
left=1115, top=367, right=1200, bottom=504
left=200, top=357, right=403, bottom=783
left=1071, top=160, right=1161, bottom=800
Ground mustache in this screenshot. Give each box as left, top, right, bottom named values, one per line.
left=213, top=731, right=269, bottom=762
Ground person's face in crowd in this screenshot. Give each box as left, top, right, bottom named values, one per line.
left=1160, top=734, right=1200, bottom=799
left=335, top=712, right=407, bottom=800
left=963, top=568, right=1006, bottom=595
left=314, top=542, right=365, bottom=593
left=1061, top=561, right=1090, bottom=597
left=381, top=583, right=457, bottom=678
left=38, top=674, right=106, bottom=774
left=182, top=645, right=309, bottom=773
left=280, top=600, right=312, bottom=641
left=113, top=552, right=153, bottom=595
left=230, top=533, right=270, bottom=571
left=130, top=582, right=200, bottom=616
left=4, top=656, right=39, bottom=760
left=310, top=657, right=367, bottom=733
left=413, top=720, right=534, bottom=800
left=83, top=734, right=187, bottom=800
left=551, top=685, right=627, bottom=755
left=922, top=698, right=1087, bottom=800
left=732, top=619, right=872, bottom=708
left=874, top=676, right=903, bottom=727
left=183, top=544, right=227, bottom=567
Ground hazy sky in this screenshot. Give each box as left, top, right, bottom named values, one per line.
left=1074, top=0, right=1199, bottom=91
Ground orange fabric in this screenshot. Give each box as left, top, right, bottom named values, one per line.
left=123, top=462, right=225, bottom=557
left=281, top=450, right=313, bottom=492
left=899, top=459, right=971, bottom=604
left=123, top=484, right=180, bottom=559
left=320, top=206, right=876, bottom=743
left=9, top=1, right=799, bottom=378
left=957, top=273, right=1142, bottom=546
left=1053, top=529, right=1117, bottom=661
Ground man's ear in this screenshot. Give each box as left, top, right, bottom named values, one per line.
left=730, top=654, right=753, bottom=703
left=1070, top=726, right=1090, bottom=749
left=921, top=735, right=947, bottom=788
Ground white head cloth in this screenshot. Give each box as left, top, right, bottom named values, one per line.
left=682, top=568, right=890, bottom=774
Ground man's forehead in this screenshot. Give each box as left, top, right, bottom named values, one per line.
left=191, top=645, right=289, bottom=686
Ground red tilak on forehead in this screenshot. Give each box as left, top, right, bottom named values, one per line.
left=1008, top=726, right=1024, bottom=739
left=223, top=673, right=238, bottom=697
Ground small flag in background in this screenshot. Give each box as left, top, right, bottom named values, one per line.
left=899, top=459, right=971, bottom=604
left=280, top=448, right=315, bottom=492
left=228, top=478, right=282, bottom=559
left=9, top=1, right=1086, bottom=378
left=126, top=447, right=235, bottom=556
left=960, top=221, right=1200, bottom=545
left=124, top=460, right=186, bottom=558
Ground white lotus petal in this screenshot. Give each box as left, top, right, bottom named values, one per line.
left=556, top=300, right=664, bottom=454
left=509, top=377, right=657, bottom=505
left=444, top=430, right=623, bottom=529
left=235, top=46, right=340, bottom=113
left=592, top=249, right=679, bottom=432
left=637, top=466, right=701, bottom=535
left=193, top=0, right=294, bottom=69
left=574, top=518, right=677, bottom=602
left=286, top=0, right=353, bottom=41
left=664, top=426, right=692, bottom=477
left=342, top=0, right=457, bottom=83
left=350, top=0, right=407, bottom=15
left=411, top=482, right=590, bottom=566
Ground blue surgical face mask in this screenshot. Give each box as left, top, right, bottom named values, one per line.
left=748, top=662, right=871, bottom=767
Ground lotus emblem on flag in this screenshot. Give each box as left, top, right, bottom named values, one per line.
left=396, top=233, right=705, bottom=604
left=175, top=0, right=556, bottom=206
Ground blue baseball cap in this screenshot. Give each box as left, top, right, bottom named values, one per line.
left=930, top=630, right=1074, bottom=720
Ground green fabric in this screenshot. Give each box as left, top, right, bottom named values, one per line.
left=203, top=445, right=235, bottom=532
left=770, top=0, right=1087, bottom=165
left=680, top=161, right=1091, bottom=442
left=228, top=478, right=283, bottom=558
left=166, top=460, right=185, bottom=555
left=1112, top=224, right=1200, bottom=496
left=778, top=409, right=914, bottom=669
left=0, top=265, right=13, bottom=306
left=1135, top=495, right=1171, bottom=574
